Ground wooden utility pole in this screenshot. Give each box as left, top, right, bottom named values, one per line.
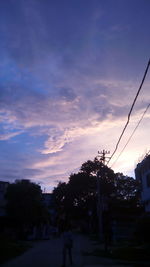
left=97, top=150, right=110, bottom=242
left=98, top=149, right=110, bottom=164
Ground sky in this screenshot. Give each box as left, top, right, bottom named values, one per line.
left=0, top=0, right=150, bottom=192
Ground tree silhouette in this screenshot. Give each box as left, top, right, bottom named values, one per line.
left=53, top=158, right=141, bottom=224
left=6, top=179, right=49, bottom=237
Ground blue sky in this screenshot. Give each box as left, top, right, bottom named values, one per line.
left=0, top=0, right=150, bottom=192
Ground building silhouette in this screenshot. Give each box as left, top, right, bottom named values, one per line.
left=135, top=153, right=150, bottom=212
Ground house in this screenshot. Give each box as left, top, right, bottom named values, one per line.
left=42, top=193, right=57, bottom=222
left=135, top=153, right=150, bottom=212
left=42, top=193, right=53, bottom=207
left=0, top=181, right=9, bottom=216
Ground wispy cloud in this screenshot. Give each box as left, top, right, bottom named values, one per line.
left=0, top=131, right=23, bottom=141
left=0, top=0, right=150, bottom=190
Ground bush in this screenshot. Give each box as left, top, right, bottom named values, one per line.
left=0, top=238, right=31, bottom=264
left=135, top=214, right=150, bottom=244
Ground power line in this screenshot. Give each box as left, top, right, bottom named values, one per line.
left=110, top=103, right=150, bottom=168
left=107, top=58, right=150, bottom=165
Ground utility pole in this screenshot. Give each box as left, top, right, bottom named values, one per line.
left=97, top=150, right=110, bottom=242
left=98, top=149, right=110, bottom=165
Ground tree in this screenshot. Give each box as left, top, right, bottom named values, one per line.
left=114, top=173, right=140, bottom=201
left=6, top=179, right=49, bottom=230
left=68, top=172, right=96, bottom=214
left=53, top=181, right=68, bottom=212
left=52, top=158, right=141, bottom=228
left=53, top=158, right=116, bottom=222
left=109, top=173, right=142, bottom=219
left=80, top=157, right=101, bottom=175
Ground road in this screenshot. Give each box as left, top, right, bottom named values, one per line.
left=1, top=233, right=141, bottom=267
left=1, top=234, right=87, bottom=267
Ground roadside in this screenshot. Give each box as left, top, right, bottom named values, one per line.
left=82, top=235, right=150, bottom=267
left=0, top=238, right=31, bottom=265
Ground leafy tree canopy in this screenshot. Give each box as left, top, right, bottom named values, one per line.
left=52, top=158, right=141, bottom=220
left=6, top=179, right=48, bottom=225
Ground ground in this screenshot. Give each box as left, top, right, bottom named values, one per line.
left=1, top=233, right=150, bottom=267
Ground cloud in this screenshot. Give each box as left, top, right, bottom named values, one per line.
left=29, top=112, right=145, bottom=180
left=0, top=0, right=150, bottom=191
left=1, top=77, right=149, bottom=155
left=41, top=123, right=100, bottom=154
left=0, top=130, right=23, bottom=141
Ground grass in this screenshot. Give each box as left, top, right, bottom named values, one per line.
left=111, top=246, right=150, bottom=261
left=89, top=234, right=99, bottom=241
left=0, top=239, right=32, bottom=264
left=83, top=245, right=150, bottom=262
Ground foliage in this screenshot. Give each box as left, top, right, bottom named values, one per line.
left=114, top=173, right=140, bottom=201
left=52, top=158, right=141, bottom=221
left=84, top=246, right=150, bottom=261
left=0, top=238, right=31, bottom=264
left=80, top=157, right=102, bottom=175
left=111, top=246, right=150, bottom=261
left=135, top=214, right=150, bottom=244
left=6, top=179, right=49, bottom=226
left=53, top=181, right=67, bottom=206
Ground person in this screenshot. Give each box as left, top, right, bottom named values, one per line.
left=61, top=223, right=73, bottom=267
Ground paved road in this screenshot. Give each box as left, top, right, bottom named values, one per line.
left=1, top=234, right=143, bottom=267
left=1, top=234, right=87, bottom=267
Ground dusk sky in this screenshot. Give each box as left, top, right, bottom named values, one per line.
left=0, top=0, right=150, bottom=192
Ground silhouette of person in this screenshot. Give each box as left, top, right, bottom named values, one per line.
left=61, top=223, right=73, bottom=267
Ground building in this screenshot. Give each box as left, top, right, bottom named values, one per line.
left=0, top=181, right=9, bottom=216
left=135, top=153, right=150, bottom=212
left=42, top=193, right=57, bottom=223
left=42, top=193, right=53, bottom=207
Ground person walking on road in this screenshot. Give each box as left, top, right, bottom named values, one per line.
left=61, top=223, right=73, bottom=267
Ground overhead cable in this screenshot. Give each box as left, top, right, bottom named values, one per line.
left=110, top=103, right=150, bottom=168
left=107, top=58, right=150, bottom=165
